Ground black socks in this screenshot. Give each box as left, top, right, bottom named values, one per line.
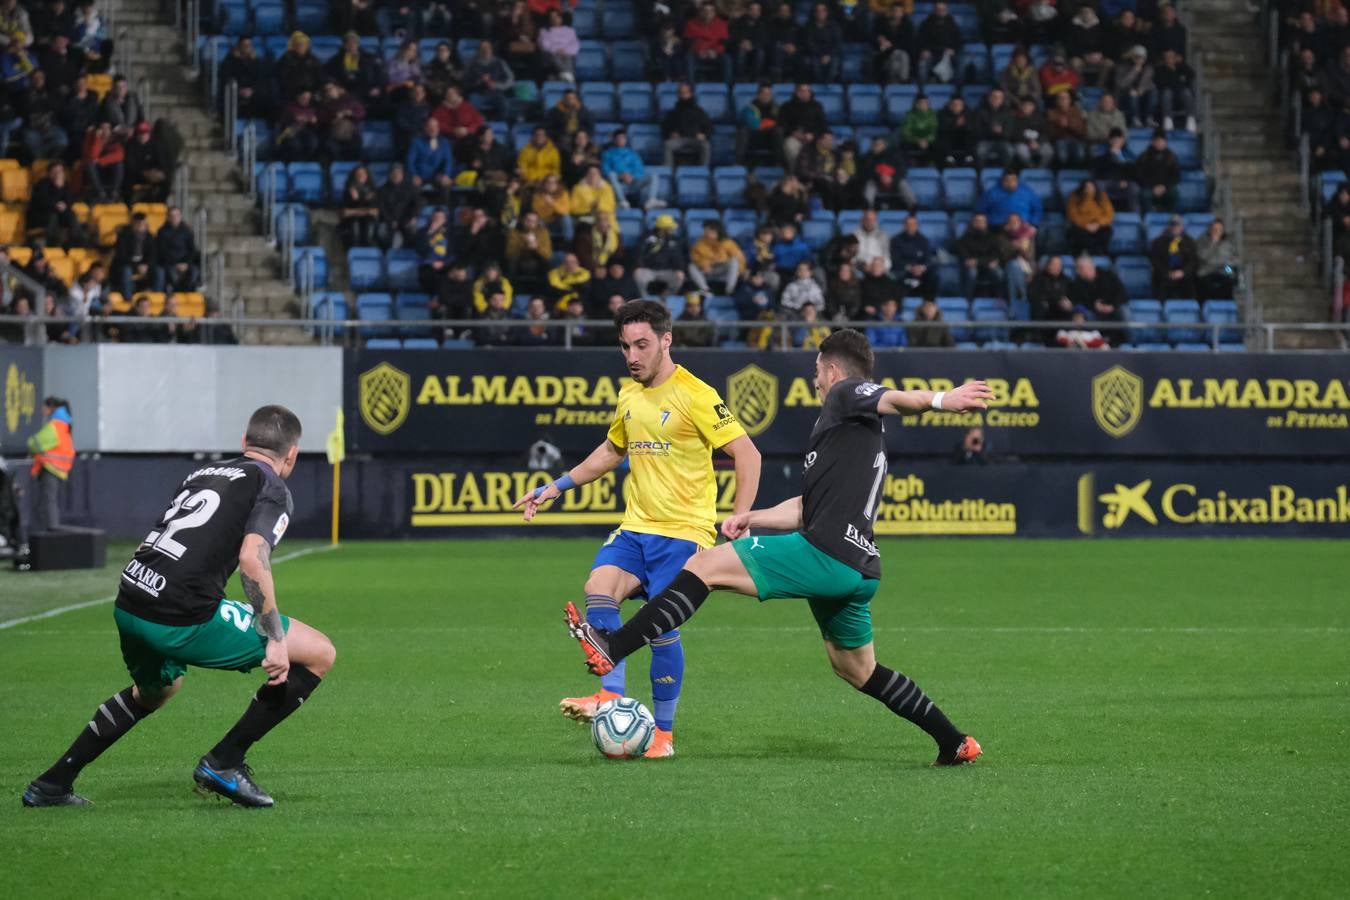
left=41, top=686, right=152, bottom=789
left=859, top=665, right=965, bottom=759
left=605, top=570, right=711, bottom=662
left=208, top=666, right=323, bottom=769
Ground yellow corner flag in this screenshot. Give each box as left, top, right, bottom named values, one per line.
left=327, top=409, right=345, bottom=545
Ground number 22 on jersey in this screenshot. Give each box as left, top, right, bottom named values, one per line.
left=144, top=489, right=222, bottom=560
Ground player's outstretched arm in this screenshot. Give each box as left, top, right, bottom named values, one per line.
left=512, top=438, right=627, bottom=521
left=720, top=434, right=762, bottom=516
left=877, top=380, right=994, bottom=416
left=722, top=496, right=803, bottom=539
left=239, top=533, right=288, bottom=685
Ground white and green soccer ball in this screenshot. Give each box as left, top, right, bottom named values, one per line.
left=591, top=698, right=656, bottom=759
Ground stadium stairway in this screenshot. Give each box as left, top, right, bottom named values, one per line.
left=1190, top=0, right=1333, bottom=347
left=113, top=0, right=306, bottom=343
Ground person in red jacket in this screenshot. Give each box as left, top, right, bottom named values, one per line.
left=82, top=121, right=124, bottom=203
left=1039, top=51, right=1082, bottom=99
left=683, top=3, right=731, bottom=83
left=430, top=84, right=484, bottom=149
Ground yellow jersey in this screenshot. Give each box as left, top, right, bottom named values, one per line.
left=606, top=365, right=746, bottom=547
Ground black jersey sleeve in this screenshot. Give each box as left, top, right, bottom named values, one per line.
left=828, top=379, right=887, bottom=422
left=244, top=470, right=294, bottom=549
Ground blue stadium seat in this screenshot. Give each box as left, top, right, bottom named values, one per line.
left=884, top=84, right=919, bottom=121
left=802, top=216, right=837, bottom=250
left=732, top=82, right=759, bottom=113
left=385, top=249, right=421, bottom=292
left=600, top=5, right=637, bottom=38
left=216, top=1, right=248, bottom=35
left=347, top=247, right=385, bottom=291
left=251, top=1, right=285, bottom=35
left=542, top=80, right=573, bottom=112
left=1163, top=298, right=1203, bottom=344
left=841, top=43, right=867, bottom=83
left=274, top=204, right=309, bottom=244
left=960, top=43, right=991, bottom=83
left=573, top=7, right=597, bottom=38
left=752, top=165, right=785, bottom=186
left=978, top=167, right=1002, bottom=193
left=646, top=165, right=674, bottom=205
left=628, top=123, right=662, bottom=163
left=579, top=83, right=616, bottom=120
left=655, top=83, right=681, bottom=117
left=611, top=41, right=646, bottom=81
left=309, top=291, right=347, bottom=336
left=361, top=121, right=395, bottom=161
left=1144, top=213, right=1175, bottom=242
left=711, top=125, right=736, bottom=167
left=1128, top=298, right=1163, bottom=343
left=1203, top=299, right=1242, bottom=342
left=403, top=338, right=441, bottom=349
left=356, top=293, right=394, bottom=336
left=909, top=168, right=942, bottom=208
left=1173, top=342, right=1212, bottom=352
left=1169, top=132, right=1198, bottom=168
left=848, top=84, right=882, bottom=125
left=364, top=338, right=401, bottom=349
left=576, top=41, right=608, bottom=81
left=618, top=83, right=655, bottom=123
left=327, top=161, right=358, bottom=202
left=696, top=84, right=732, bottom=123
left=287, top=162, right=324, bottom=204
left=293, top=1, right=329, bottom=34
left=938, top=297, right=971, bottom=341
left=1021, top=168, right=1057, bottom=212
left=877, top=209, right=911, bottom=234
left=395, top=293, right=434, bottom=337
left=961, top=83, right=991, bottom=110
left=817, top=88, right=845, bottom=125
left=942, top=168, right=978, bottom=210
left=253, top=162, right=285, bottom=204
left=615, top=208, right=644, bottom=248
left=924, top=85, right=956, bottom=109
left=1109, top=212, right=1145, bottom=255
left=665, top=294, right=687, bottom=318
left=292, top=247, right=328, bottom=289
left=1177, top=171, right=1210, bottom=212
left=917, top=210, right=950, bottom=247
left=511, top=122, right=535, bottom=152
left=837, top=210, right=863, bottom=234
left=713, top=166, right=748, bottom=206
left=990, top=43, right=1017, bottom=74
left=1184, top=212, right=1213, bottom=238
left=685, top=209, right=724, bottom=234
left=1218, top=341, right=1247, bottom=352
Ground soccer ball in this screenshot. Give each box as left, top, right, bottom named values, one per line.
left=591, top=698, right=656, bottom=759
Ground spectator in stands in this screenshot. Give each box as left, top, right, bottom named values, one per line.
left=1149, top=214, right=1197, bottom=299
left=325, top=31, right=384, bottom=112
left=574, top=210, right=620, bottom=273
left=1302, top=88, right=1342, bottom=171
left=432, top=85, right=484, bottom=145
left=318, top=81, right=366, bottom=162
left=1068, top=255, right=1126, bottom=343
left=454, top=205, right=505, bottom=263
left=1095, top=127, right=1138, bottom=211
left=634, top=214, right=687, bottom=296
left=505, top=209, right=553, bottom=292
left=917, top=2, right=961, bottom=83
left=1039, top=49, right=1081, bottom=99
left=861, top=134, right=916, bottom=209
left=734, top=267, right=776, bottom=322
left=683, top=2, right=732, bottom=83
left=1195, top=218, right=1239, bottom=301
left=519, top=126, right=562, bottom=186
left=113, top=213, right=159, bottom=299
left=38, top=33, right=84, bottom=100
left=1030, top=254, right=1073, bottom=331
left=337, top=165, right=380, bottom=247
left=800, top=2, right=842, bottom=83
left=766, top=172, right=810, bottom=227
left=797, top=130, right=844, bottom=208
left=569, top=164, right=616, bottom=222
left=1135, top=129, right=1180, bottom=212
left=275, top=88, right=320, bottom=162
left=951, top=426, right=988, bottom=465
left=957, top=212, right=1002, bottom=301
left=1322, top=46, right=1350, bottom=110
left=890, top=214, right=935, bottom=299
left=587, top=258, right=638, bottom=313
left=779, top=260, right=824, bottom=316
left=1150, top=3, right=1187, bottom=61
left=277, top=32, right=323, bottom=103
left=867, top=296, right=906, bottom=349
left=28, top=161, right=84, bottom=248
left=464, top=40, right=515, bottom=124
left=689, top=220, right=745, bottom=295
left=1153, top=48, right=1197, bottom=132
left=852, top=210, right=891, bottom=272
left=1011, top=96, right=1053, bottom=167
left=602, top=128, right=654, bottom=210
left=538, top=9, right=579, bottom=82
left=514, top=295, right=558, bottom=347
left=651, top=20, right=685, bottom=82
left=99, top=75, right=140, bottom=139
left=873, top=3, right=914, bottom=84
left=427, top=259, right=472, bottom=326
left=978, top=168, right=1043, bottom=228
left=543, top=88, right=594, bottom=153
left=532, top=172, right=571, bottom=225
left=473, top=261, right=514, bottom=315
left=219, top=38, right=268, bottom=120
left=770, top=222, right=812, bottom=282
left=548, top=251, right=590, bottom=309
left=562, top=129, right=601, bottom=185
left=674, top=293, right=716, bottom=347
left=474, top=290, right=514, bottom=347
left=155, top=205, right=198, bottom=292
left=744, top=223, right=779, bottom=289
left=464, top=124, right=512, bottom=192
left=1055, top=306, right=1107, bottom=349
left=825, top=260, right=862, bottom=320
left=384, top=40, right=423, bottom=105
left=74, top=1, right=112, bottom=73
left=424, top=42, right=460, bottom=100
left=736, top=82, right=782, bottom=166
left=731, top=2, right=768, bottom=82
left=417, top=206, right=452, bottom=294
left=20, top=70, right=68, bottom=163
left=765, top=1, right=800, bottom=81
left=162, top=294, right=205, bottom=345
left=821, top=231, right=859, bottom=276
left=972, top=88, right=1015, bottom=168
left=1067, top=6, right=1112, bottom=87
left=497, top=2, right=541, bottom=82
left=1114, top=45, right=1154, bottom=128
left=779, top=83, right=827, bottom=171
left=793, top=300, right=830, bottom=349
left=62, top=74, right=101, bottom=153
left=898, top=94, right=937, bottom=165
left=936, top=96, right=976, bottom=167
left=23, top=253, right=68, bottom=304
left=909, top=296, right=954, bottom=347
left=119, top=294, right=164, bottom=344
left=1066, top=178, right=1115, bottom=256
left=662, top=81, right=712, bottom=167
left=0, top=80, right=16, bottom=155
left=1000, top=48, right=1042, bottom=106
left=858, top=255, right=896, bottom=317
left=1045, top=91, right=1087, bottom=165
left=1086, top=93, right=1127, bottom=145
left=376, top=163, right=420, bottom=249
left=0, top=0, right=31, bottom=47
left=81, top=120, right=122, bottom=202
left=999, top=212, right=1036, bottom=306
left=394, top=82, right=430, bottom=157
left=406, top=117, right=455, bottom=199
left=1292, top=49, right=1321, bottom=102
left=69, top=262, right=107, bottom=325
left=123, top=120, right=169, bottom=203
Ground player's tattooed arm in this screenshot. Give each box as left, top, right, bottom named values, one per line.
left=239, top=534, right=284, bottom=642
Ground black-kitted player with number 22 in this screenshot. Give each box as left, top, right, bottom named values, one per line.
left=22, top=405, right=337, bottom=809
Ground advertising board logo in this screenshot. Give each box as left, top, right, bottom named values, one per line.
left=1092, top=365, right=1143, bottom=438
left=1076, top=473, right=1350, bottom=534
left=4, top=361, right=37, bottom=436
left=359, top=362, right=411, bottom=435
left=726, top=364, right=778, bottom=437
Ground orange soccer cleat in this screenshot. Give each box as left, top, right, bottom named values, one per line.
left=559, top=689, right=623, bottom=723
left=563, top=602, right=616, bottom=676
left=644, top=728, right=674, bottom=759
left=934, top=735, right=982, bottom=767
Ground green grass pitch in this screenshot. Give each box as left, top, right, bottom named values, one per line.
left=1, top=538, right=1346, bottom=898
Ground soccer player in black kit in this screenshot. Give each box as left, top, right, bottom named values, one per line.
left=565, top=330, right=993, bottom=764
left=22, top=406, right=336, bottom=808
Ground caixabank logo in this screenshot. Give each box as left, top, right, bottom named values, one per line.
left=1077, top=473, right=1350, bottom=534
left=4, top=361, right=37, bottom=437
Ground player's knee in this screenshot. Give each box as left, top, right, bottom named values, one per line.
left=312, top=635, right=337, bottom=677
left=133, top=676, right=182, bottom=711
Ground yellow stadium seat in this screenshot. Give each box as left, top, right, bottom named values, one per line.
left=93, top=203, right=130, bottom=247
left=44, top=246, right=67, bottom=260
left=106, top=291, right=131, bottom=313
left=172, top=292, right=207, bottom=317
left=132, top=291, right=167, bottom=315
left=0, top=159, right=18, bottom=172
left=66, top=248, right=95, bottom=274
left=1, top=168, right=29, bottom=204
left=87, top=73, right=113, bottom=99
left=48, top=256, right=75, bottom=285
left=72, top=202, right=91, bottom=224
left=7, top=245, right=31, bottom=266
left=31, top=159, right=52, bottom=181
left=0, top=209, right=22, bottom=244
left=131, top=202, right=168, bottom=218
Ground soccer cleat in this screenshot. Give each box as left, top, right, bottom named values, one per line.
left=21, top=778, right=91, bottom=808
left=643, top=728, right=674, bottom=759
left=193, top=756, right=274, bottom=808
left=560, top=689, right=623, bottom=722
left=563, top=602, right=616, bottom=676
left=934, top=735, right=982, bottom=767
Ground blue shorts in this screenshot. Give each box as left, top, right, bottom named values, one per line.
left=592, top=529, right=700, bottom=599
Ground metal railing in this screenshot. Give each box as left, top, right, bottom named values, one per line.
left=224, top=79, right=239, bottom=157
left=1333, top=256, right=1345, bottom=323
left=186, top=0, right=200, bottom=73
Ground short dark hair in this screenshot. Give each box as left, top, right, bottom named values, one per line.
left=818, top=329, right=874, bottom=379
left=245, top=405, right=303, bottom=456
left=613, top=298, right=672, bottom=335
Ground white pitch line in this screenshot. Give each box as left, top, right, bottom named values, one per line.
left=0, top=543, right=342, bottom=632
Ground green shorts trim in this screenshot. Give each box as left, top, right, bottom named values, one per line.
left=114, top=600, right=292, bottom=694
left=731, top=532, right=879, bottom=650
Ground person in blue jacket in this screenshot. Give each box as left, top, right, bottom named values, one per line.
left=975, top=168, right=1042, bottom=228
left=405, top=117, right=454, bottom=201
left=600, top=128, right=655, bottom=210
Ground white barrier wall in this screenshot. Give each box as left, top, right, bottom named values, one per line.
left=43, top=346, right=343, bottom=453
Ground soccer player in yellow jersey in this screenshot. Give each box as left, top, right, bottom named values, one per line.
left=514, top=300, right=761, bottom=757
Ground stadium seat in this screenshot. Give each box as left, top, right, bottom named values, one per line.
left=1163, top=298, right=1203, bottom=344
left=347, top=247, right=385, bottom=291
left=840, top=43, right=867, bottom=82
left=696, top=84, right=731, bottom=123
left=884, top=84, right=919, bottom=120
left=252, top=1, right=284, bottom=34
left=618, top=83, right=655, bottom=123
left=917, top=210, right=950, bottom=247
left=1203, top=299, right=1242, bottom=342
left=600, top=4, right=637, bottom=38
left=576, top=42, right=609, bottom=82
left=655, top=83, right=681, bottom=118
left=908, top=168, right=942, bottom=208
left=1115, top=257, right=1151, bottom=299
left=579, top=83, right=616, bottom=120
left=293, top=1, right=329, bottom=33
left=1108, top=213, right=1145, bottom=255
left=611, top=41, right=646, bottom=81
left=309, top=291, right=347, bottom=335
left=724, top=208, right=758, bottom=244
left=960, top=43, right=991, bottom=83
left=361, top=121, right=395, bottom=162
left=395, top=292, right=434, bottom=337
left=293, top=247, right=328, bottom=289
left=0, top=208, right=21, bottom=244
left=1144, top=213, right=1175, bottom=242
left=942, top=168, right=978, bottom=210
left=328, top=161, right=359, bottom=202
left=132, top=291, right=168, bottom=315
left=615, top=208, right=644, bottom=248
left=675, top=169, right=712, bottom=207
left=713, top=166, right=748, bottom=206
left=1177, top=171, right=1210, bottom=212
left=1, top=167, right=29, bottom=203
left=1173, top=342, right=1212, bottom=352
left=364, top=338, right=401, bottom=349
left=847, top=84, right=882, bottom=125
left=356, top=292, right=394, bottom=336
left=385, top=248, right=421, bottom=292
left=801, top=216, right=837, bottom=250
left=94, top=204, right=131, bottom=247
left=572, top=6, right=597, bottom=38
left=1127, top=298, right=1164, bottom=343
left=628, top=123, right=662, bottom=163
left=287, top=162, right=324, bottom=204
left=174, top=292, right=207, bottom=317
left=1021, top=169, right=1057, bottom=212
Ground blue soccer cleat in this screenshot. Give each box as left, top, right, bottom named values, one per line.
left=193, top=756, right=274, bottom=808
